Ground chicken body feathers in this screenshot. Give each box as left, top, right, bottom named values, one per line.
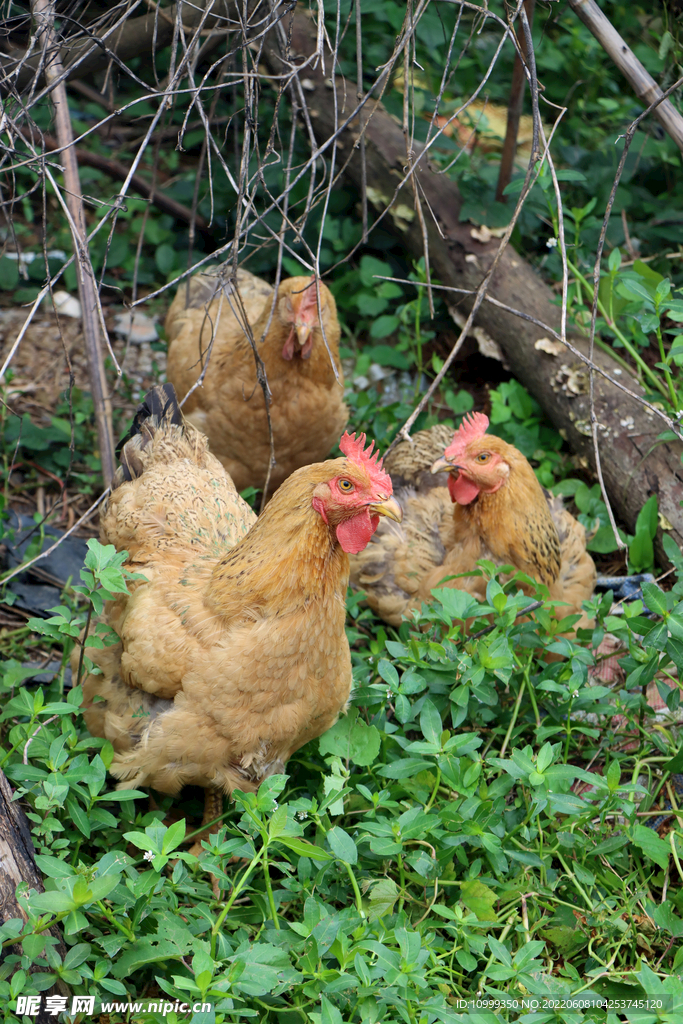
left=165, top=268, right=348, bottom=492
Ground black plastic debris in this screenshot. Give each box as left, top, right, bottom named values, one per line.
left=1, top=510, right=88, bottom=618
left=595, top=573, right=657, bottom=614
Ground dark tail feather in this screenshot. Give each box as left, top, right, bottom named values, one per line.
left=117, top=383, right=183, bottom=482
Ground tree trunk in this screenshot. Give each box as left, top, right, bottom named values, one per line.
left=0, top=770, right=68, bottom=1023
left=264, top=10, right=683, bottom=566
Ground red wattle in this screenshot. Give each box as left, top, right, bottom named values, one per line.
left=335, top=510, right=379, bottom=554
left=301, top=335, right=314, bottom=360
left=282, top=329, right=295, bottom=360
left=448, top=472, right=480, bottom=505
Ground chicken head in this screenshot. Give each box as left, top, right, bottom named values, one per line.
left=311, top=431, right=403, bottom=554
left=280, top=275, right=332, bottom=361
left=431, top=412, right=512, bottom=505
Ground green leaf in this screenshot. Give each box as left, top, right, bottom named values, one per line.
left=160, top=819, right=186, bottom=855
left=327, top=826, right=357, bottom=864
left=320, top=996, right=343, bottom=1024
left=319, top=708, right=381, bottom=767
left=641, top=582, right=668, bottom=617
left=606, top=759, right=621, bottom=792
left=377, top=658, right=399, bottom=689
left=419, top=699, right=442, bottom=748
left=34, top=856, right=75, bottom=879
left=0, top=256, right=19, bottom=290
left=29, top=891, right=77, bottom=914
left=663, top=533, right=683, bottom=571
left=376, top=758, right=431, bottom=779
left=636, top=494, right=658, bottom=540
left=369, top=314, right=400, bottom=339
left=663, top=744, right=683, bottom=773
left=368, top=877, right=399, bottom=920
left=66, top=797, right=91, bottom=838
left=631, top=824, right=670, bottom=870
left=277, top=836, right=333, bottom=861
left=652, top=900, right=683, bottom=937
left=363, top=344, right=411, bottom=369
left=629, top=528, right=654, bottom=574
left=155, top=243, right=176, bottom=275
left=460, top=879, right=498, bottom=921
left=431, top=587, right=479, bottom=621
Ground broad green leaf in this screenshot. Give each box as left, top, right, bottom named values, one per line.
left=368, top=877, right=399, bottom=920
left=460, top=879, right=497, bottom=921
left=319, top=708, right=381, bottom=766
left=641, top=582, right=668, bottom=616
left=376, top=758, right=431, bottom=779
left=631, top=824, right=670, bottom=870
left=327, top=826, right=357, bottom=865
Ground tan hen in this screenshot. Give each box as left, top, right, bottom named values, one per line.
left=165, top=267, right=348, bottom=493
left=350, top=414, right=596, bottom=627
left=77, top=384, right=401, bottom=832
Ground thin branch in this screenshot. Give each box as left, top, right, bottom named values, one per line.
left=30, top=0, right=116, bottom=487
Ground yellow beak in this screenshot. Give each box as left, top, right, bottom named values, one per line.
left=295, top=324, right=313, bottom=347
left=369, top=495, right=403, bottom=523
left=431, top=455, right=456, bottom=475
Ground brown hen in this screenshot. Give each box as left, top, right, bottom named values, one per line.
left=165, top=267, right=348, bottom=493
left=350, top=414, right=595, bottom=627
left=77, top=384, right=401, bottom=831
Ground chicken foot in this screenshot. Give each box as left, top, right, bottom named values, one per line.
left=188, top=787, right=225, bottom=858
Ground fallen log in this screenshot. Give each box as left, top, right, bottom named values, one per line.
left=0, top=769, right=68, bottom=1024
left=263, top=10, right=683, bottom=567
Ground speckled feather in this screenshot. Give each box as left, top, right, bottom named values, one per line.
left=77, top=388, right=359, bottom=797
left=350, top=423, right=596, bottom=626
left=165, top=268, right=348, bottom=492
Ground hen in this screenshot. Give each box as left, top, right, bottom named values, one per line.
left=165, top=267, right=348, bottom=493
left=78, top=384, right=401, bottom=831
left=350, top=413, right=595, bottom=627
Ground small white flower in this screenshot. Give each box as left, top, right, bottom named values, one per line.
left=297, top=810, right=308, bottom=821
left=546, top=237, right=558, bottom=249
left=143, top=850, right=154, bottom=862
left=386, top=690, right=392, bottom=699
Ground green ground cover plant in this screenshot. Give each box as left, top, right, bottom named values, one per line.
left=1, top=544, right=683, bottom=1021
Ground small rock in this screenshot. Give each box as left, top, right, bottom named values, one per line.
left=52, top=290, right=82, bottom=318
left=368, top=363, right=392, bottom=382
left=113, top=310, right=159, bottom=344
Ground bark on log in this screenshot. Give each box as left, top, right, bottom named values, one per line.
left=0, top=769, right=68, bottom=1023
left=0, top=2, right=215, bottom=92
left=263, top=11, right=683, bottom=567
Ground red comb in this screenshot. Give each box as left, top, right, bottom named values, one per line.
left=444, top=411, right=490, bottom=460
left=294, top=276, right=319, bottom=315
left=339, top=431, right=391, bottom=490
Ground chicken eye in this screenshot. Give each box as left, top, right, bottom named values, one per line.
left=476, top=452, right=491, bottom=463
left=338, top=478, right=355, bottom=492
